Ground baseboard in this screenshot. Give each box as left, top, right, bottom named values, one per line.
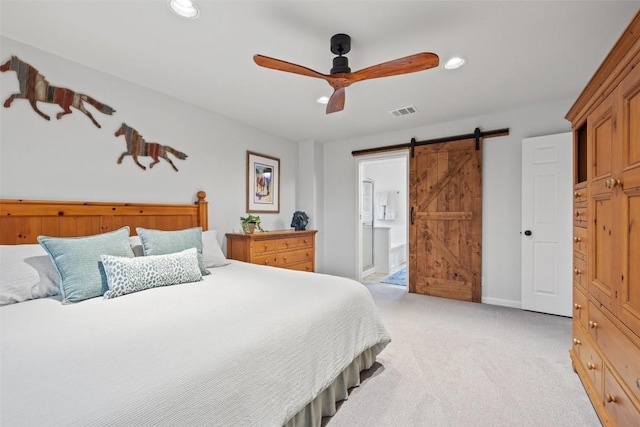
left=481, top=297, right=522, bottom=309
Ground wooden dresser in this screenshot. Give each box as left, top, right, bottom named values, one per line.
left=225, top=229, right=317, bottom=272
left=566, top=11, right=640, bottom=426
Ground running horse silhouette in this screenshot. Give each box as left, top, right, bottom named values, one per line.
left=114, top=123, right=188, bottom=171
left=0, top=55, right=115, bottom=128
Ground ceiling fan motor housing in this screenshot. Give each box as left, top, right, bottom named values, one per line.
left=330, top=33, right=351, bottom=74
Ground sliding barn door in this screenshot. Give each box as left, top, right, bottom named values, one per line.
left=409, top=138, right=482, bottom=302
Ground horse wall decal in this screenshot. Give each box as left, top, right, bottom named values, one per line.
left=114, top=123, right=188, bottom=171
left=0, top=55, right=116, bottom=128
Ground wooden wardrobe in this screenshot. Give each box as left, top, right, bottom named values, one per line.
left=566, top=11, right=640, bottom=426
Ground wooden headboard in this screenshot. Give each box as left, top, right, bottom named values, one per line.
left=0, top=191, right=208, bottom=244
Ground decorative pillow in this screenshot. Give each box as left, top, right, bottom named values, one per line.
left=38, top=227, right=134, bottom=303
left=101, top=248, right=202, bottom=299
left=136, top=227, right=209, bottom=275
left=0, top=244, right=60, bottom=305
left=202, top=230, right=230, bottom=268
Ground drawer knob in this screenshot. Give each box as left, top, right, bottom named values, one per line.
left=283, top=256, right=288, bottom=261
left=605, top=393, right=616, bottom=403
left=589, top=321, right=598, bottom=329
left=575, top=211, right=581, bottom=217
left=573, top=338, right=581, bottom=345
left=265, top=244, right=269, bottom=249
left=264, top=260, right=269, bottom=265
left=574, top=237, right=581, bottom=243
left=574, top=303, right=582, bottom=310
left=304, top=239, right=308, bottom=243
left=587, top=362, right=595, bottom=370
left=574, top=269, right=581, bottom=275
left=574, top=192, right=581, bottom=198
left=286, top=241, right=290, bottom=246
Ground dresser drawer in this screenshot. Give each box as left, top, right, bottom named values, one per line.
left=573, top=256, right=588, bottom=292
left=286, top=261, right=314, bottom=273
left=253, top=253, right=279, bottom=267
left=603, top=365, right=640, bottom=427
left=279, top=248, right=314, bottom=266
left=573, top=286, right=589, bottom=329
left=589, top=301, right=640, bottom=403
left=277, top=236, right=313, bottom=251
left=252, top=238, right=279, bottom=254
left=574, top=226, right=588, bottom=258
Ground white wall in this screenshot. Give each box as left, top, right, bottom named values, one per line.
left=322, top=100, right=573, bottom=307
left=0, top=37, right=299, bottom=246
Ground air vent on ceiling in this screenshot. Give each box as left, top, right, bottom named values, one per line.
left=390, top=106, right=418, bottom=117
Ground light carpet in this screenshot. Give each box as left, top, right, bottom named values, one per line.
left=324, top=283, right=600, bottom=427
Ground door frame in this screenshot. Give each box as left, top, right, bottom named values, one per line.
left=355, top=150, right=410, bottom=285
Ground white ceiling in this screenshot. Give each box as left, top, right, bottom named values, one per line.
left=1, top=1, right=639, bottom=143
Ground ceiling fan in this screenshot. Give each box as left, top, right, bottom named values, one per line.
left=253, top=34, right=439, bottom=114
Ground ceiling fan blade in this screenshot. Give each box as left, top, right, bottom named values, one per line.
left=347, top=52, right=439, bottom=83
left=253, top=54, right=329, bottom=80
left=326, top=87, right=345, bottom=114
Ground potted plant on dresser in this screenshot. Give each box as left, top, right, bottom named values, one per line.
left=240, top=214, right=264, bottom=234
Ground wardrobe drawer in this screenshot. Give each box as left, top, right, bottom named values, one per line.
left=573, top=286, right=588, bottom=329
left=572, top=320, right=588, bottom=358
left=573, top=207, right=588, bottom=228
left=573, top=256, right=588, bottom=292
left=574, top=186, right=587, bottom=207
left=603, top=365, right=640, bottom=427
left=573, top=227, right=588, bottom=257
left=575, top=321, right=603, bottom=394
left=589, top=302, right=640, bottom=403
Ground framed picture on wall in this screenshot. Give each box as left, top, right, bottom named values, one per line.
left=247, top=151, right=280, bottom=213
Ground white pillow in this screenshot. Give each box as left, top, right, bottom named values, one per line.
left=0, top=244, right=60, bottom=305
left=129, top=235, right=144, bottom=257
left=202, top=230, right=230, bottom=268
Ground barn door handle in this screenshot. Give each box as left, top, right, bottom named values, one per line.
left=411, top=207, right=415, bottom=225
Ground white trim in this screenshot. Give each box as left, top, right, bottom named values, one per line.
left=481, top=297, right=522, bottom=309
left=355, top=150, right=409, bottom=290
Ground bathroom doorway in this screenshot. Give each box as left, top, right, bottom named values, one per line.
left=356, top=151, right=409, bottom=288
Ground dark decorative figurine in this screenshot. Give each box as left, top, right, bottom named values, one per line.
left=291, top=211, right=309, bottom=231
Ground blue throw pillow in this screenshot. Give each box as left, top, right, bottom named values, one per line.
left=136, top=227, right=209, bottom=275
left=38, top=226, right=134, bottom=303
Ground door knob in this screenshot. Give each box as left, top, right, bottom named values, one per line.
left=524, top=230, right=532, bottom=236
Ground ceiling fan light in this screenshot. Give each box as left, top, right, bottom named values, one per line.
left=444, top=57, right=465, bottom=70
left=169, top=0, right=200, bottom=19
left=317, top=96, right=329, bottom=105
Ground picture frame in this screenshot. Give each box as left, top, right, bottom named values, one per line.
left=247, top=151, right=280, bottom=213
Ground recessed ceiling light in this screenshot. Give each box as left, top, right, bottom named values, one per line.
left=317, top=96, right=329, bottom=105
left=169, top=0, right=200, bottom=19
left=444, top=56, right=465, bottom=70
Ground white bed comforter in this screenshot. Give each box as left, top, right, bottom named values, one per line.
left=0, top=261, right=390, bottom=426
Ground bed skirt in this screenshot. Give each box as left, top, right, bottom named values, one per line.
left=284, top=343, right=385, bottom=427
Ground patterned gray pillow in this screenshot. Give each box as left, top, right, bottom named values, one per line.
left=101, top=248, right=202, bottom=299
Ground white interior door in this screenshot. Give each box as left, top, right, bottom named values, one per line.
left=521, top=132, right=572, bottom=316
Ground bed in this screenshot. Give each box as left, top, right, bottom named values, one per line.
left=0, top=192, right=391, bottom=427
